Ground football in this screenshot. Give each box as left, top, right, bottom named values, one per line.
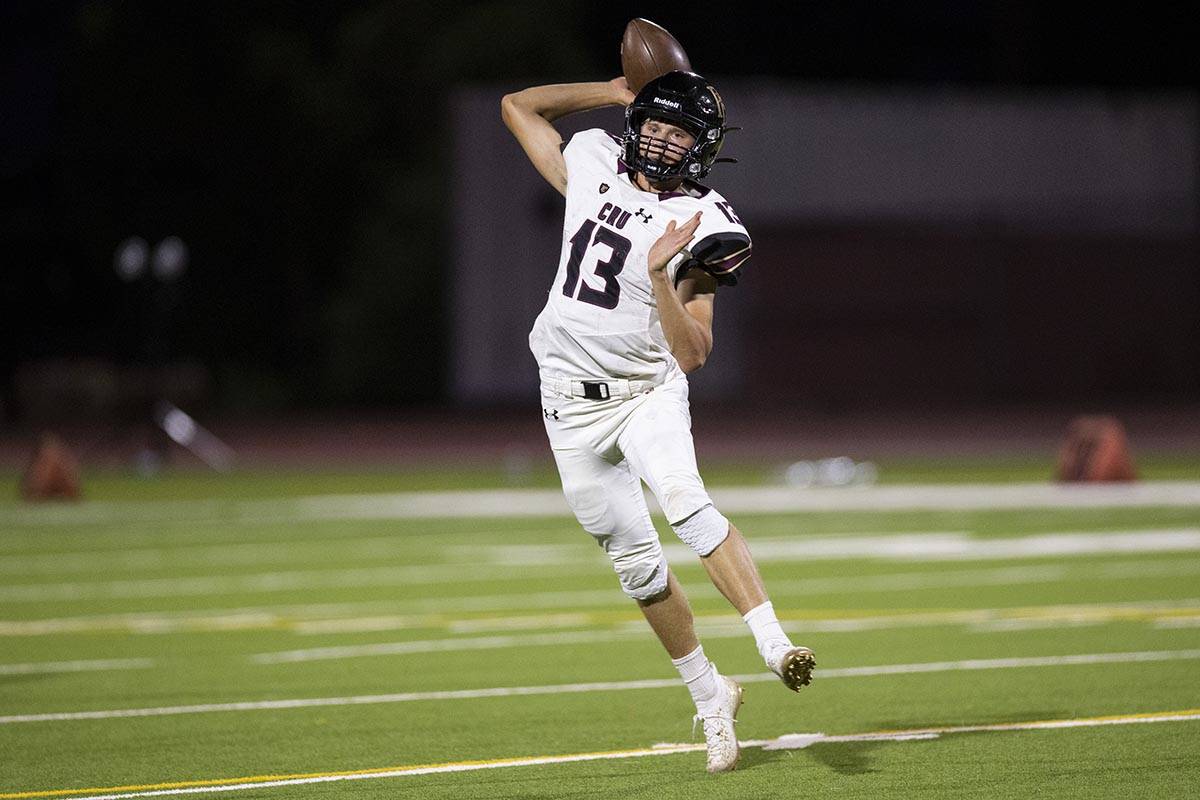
left=620, top=18, right=692, bottom=93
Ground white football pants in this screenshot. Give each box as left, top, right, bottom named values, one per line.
left=540, top=376, right=724, bottom=600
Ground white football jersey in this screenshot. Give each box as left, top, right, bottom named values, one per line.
left=529, top=128, right=752, bottom=383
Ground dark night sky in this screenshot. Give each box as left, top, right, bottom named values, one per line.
left=587, top=3, right=1195, bottom=88
left=2, top=2, right=1195, bottom=417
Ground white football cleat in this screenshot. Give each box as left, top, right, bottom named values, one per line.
left=694, top=674, right=744, bottom=773
left=767, top=644, right=816, bottom=692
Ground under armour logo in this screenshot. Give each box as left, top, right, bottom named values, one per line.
left=635, top=208, right=652, bottom=223
left=543, top=408, right=559, bottom=420
left=599, top=183, right=609, bottom=194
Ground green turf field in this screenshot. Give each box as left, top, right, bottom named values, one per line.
left=2, top=468, right=1199, bottom=798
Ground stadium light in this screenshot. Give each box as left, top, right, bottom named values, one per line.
left=151, top=236, right=189, bottom=282
left=113, top=236, right=149, bottom=281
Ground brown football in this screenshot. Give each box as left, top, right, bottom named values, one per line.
left=620, top=18, right=692, bottom=93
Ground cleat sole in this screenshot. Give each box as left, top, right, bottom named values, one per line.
left=779, top=647, right=816, bottom=692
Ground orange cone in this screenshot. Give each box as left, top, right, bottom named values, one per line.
left=20, top=434, right=82, bottom=501
left=1055, top=416, right=1137, bottom=482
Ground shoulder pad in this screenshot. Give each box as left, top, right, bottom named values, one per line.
left=688, top=231, right=752, bottom=286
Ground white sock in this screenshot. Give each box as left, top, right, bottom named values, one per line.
left=742, top=600, right=792, bottom=665
left=671, top=644, right=720, bottom=711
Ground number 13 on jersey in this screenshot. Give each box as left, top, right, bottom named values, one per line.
left=562, top=220, right=633, bottom=310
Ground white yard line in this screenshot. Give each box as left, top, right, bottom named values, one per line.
left=7, top=707, right=1199, bottom=800
left=0, top=658, right=153, bottom=676
left=466, top=530, right=1200, bottom=567
left=6, top=530, right=1200, bottom=604
left=0, top=526, right=577, bottom=574
left=0, top=561, right=601, bottom=604
left=254, top=601, right=1200, bottom=663
left=251, top=629, right=648, bottom=663
left=0, top=538, right=414, bottom=575
left=4, top=648, right=1198, bottom=725
left=674, top=529, right=1200, bottom=563
left=1154, top=617, right=1200, bottom=628
left=296, top=612, right=600, bottom=635
left=0, top=601, right=422, bottom=636
left=4, top=559, right=1199, bottom=635
left=4, top=481, right=1200, bottom=528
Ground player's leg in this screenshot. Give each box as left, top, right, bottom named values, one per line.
left=697, top=522, right=765, bottom=613
left=549, top=443, right=740, bottom=771
left=550, top=445, right=667, bottom=600
left=701, top=525, right=816, bottom=691
left=636, top=569, right=697, bottom=657
left=620, top=380, right=815, bottom=691
left=636, top=569, right=741, bottom=773
left=549, top=444, right=710, bottom=662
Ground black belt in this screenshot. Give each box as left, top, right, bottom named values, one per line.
left=582, top=381, right=611, bottom=400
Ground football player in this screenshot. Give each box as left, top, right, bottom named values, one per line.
left=501, top=71, right=814, bottom=773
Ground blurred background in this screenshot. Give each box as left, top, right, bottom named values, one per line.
left=3, top=0, right=1197, bottom=481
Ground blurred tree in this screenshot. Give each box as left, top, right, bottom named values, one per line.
left=35, top=0, right=598, bottom=410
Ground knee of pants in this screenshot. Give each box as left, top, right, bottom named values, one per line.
left=654, top=472, right=714, bottom=527
left=671, top=504, right=730, bottom=557
left=606, top=538, right=669, bottom=600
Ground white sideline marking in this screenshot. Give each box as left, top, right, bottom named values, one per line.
left=0, top=658, right=153, bottom=676
left=0, top=537, right=419, bottom=575
left=784, top=599, right=1200, bottom=634
left=0, top=602, right=428, bottom=636
left=0, top=561, right=602, bottom=603
left=4, top=648, right=1198, bottom=725
left=472, top=530, right=1200, bottom=567
left=4, top=481, right=1200, bottom=528
left=967, top=618, right=1106, bottom=632
left=672, top=529, right=1200, bottom=563
left=9, top=709, right=1200, bottom=799
left=251, top=629, right=648, bottom=663
left=0, top=526, right=575, bottom=574
left=6, top=530, right=1200, bottom=605
left=296, top=612, right=599, bottom=635
left=4, top=558, right=1199, bottom=635
left=254, top=601, right=1200, bottom=662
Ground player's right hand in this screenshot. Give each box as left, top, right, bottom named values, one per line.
left=609, top=77, right=636, bottom=106
left=648, top=212, right=702, bottom=276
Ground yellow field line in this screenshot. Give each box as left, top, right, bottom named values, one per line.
left=870, top=707, right=1200, bottom=735
left=4, top=708, right=1199, bottom=799
left=0, top=746, right=697, bottom=799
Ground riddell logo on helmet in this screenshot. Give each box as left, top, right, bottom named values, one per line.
left=651, top=97, right=681, bottom=109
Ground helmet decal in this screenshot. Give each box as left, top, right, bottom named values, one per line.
left=707, top=86, right=725, bottom=118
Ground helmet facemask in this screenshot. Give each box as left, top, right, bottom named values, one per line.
left=622, top=71, right=729, bottom=183
left=625, top=112, right=710, bottom=181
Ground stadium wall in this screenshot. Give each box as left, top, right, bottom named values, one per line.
left=450, top=83, right=1198, bottom=406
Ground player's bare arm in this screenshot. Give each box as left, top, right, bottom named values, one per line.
left=648, top=211, right=715, bottom=373
left=501, top=78, right=636, bottom=197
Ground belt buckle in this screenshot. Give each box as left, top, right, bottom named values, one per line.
left=582, top=381, right=610, bottom=400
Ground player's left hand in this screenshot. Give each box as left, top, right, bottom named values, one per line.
left=648, top=212, right=702, bottom=275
